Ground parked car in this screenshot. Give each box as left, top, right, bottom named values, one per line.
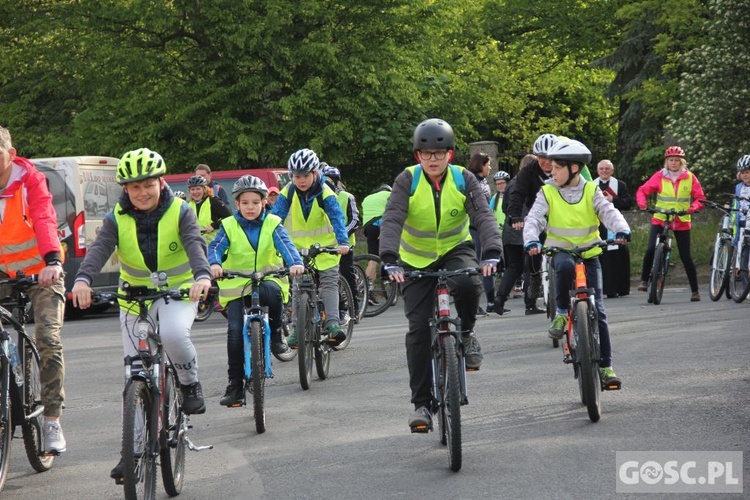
left=163, top=168, right=290, bottom=203
left=31, top=156, right=121, bottom=317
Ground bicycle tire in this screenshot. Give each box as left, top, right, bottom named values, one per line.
left=314, top=341, right=331, bottom=380
left=352, top=264, right=368, bottom=322
left=708, top=238, right=732, bottom=301
left=122, top=380, right=157, bottom=500
left=273, top=302, right=297, bottom=362
left=545, top=262, right=556, bottom=320
left=160, top=367, right=185, bottom=497
left=355, top=254, right=397, bottom=317
left=441, top=335, right=462, bottom=472
left=574, top=301, right=601, bottom=422
left=649, top=243, right=666, bottom=305
left=250, top=319, right=266, bottom=434
left=0, top=360, right=11, bottom=493
left=336, top=276, right=355, bottom=350
left=194, top=297, right=213, bottom=322
left=22, top=340, right=53, bottom=472
left=297, top=293, right=313, bottom=390
left=729, top=245, right=750, bottom=303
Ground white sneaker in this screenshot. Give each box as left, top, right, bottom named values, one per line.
left=44, top=420, right=67, bottom=454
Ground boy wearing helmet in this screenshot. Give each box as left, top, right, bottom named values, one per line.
left=186, top=174, right=232, bottom=243
left=635, top=146, right=705, bottom=301
left=524, top=139, right=629, bottom=388
left=71, top=148, right=212, bottom=482
left=379, top=118, right=502, bottom=431
left=270, top=148, right=351, bottom=347
left=732, top=155, right=750, bottom=252
left=208, top=175, right=304, bottom=406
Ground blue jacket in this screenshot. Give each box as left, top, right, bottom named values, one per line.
left=208, top=210, right=303, bottom=268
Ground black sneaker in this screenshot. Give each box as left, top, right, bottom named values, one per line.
left=272, top=341, right=289, bottom=355
left=493, top=295, right=507, bottom=316
left=463, top=333, right=483, bottom=369
left=525, top=305, right=545, bottom=315
left=181, top=382, right=206, bottom=414
left=110, top=458, right=125, bottom=484
left=476, top=306, right=488, bottom=317
left=219, top=379, right=244, bottom=407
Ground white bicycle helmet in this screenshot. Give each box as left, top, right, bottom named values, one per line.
left=493, top=170, right=511, bottom=181
left=736, top=155, right=750, bottom=172
left=532, top=134, right=559, bottom=156
left=287, top=148, right=320, bottom=175
left=232, top=175, right=268, bottom=199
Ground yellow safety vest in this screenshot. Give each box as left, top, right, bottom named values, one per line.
left=335, top=190, right=356, bottom=247
left=189, top=198, right=215, bottom=244
left=655, top=173, right=694, bottom=225
left=543, top=181, right=602, bottom=259
left=281, top=184, right=340, bottom=271
left=114, top=198, right=194, bottom=309
left=216, top=214, right=289, bottom=307
left=400, top=165, right=471, bottom=268
left=490, top=194, right=505, bottom=234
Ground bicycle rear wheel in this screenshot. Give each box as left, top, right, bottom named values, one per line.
left=22, top=341, right=53, bottom=472
left=314, top=342, right=331, bottom=380
left=649, top=243, right=666, bottom=305
left=274, top=301, right=297, bottom=362
left=574, top=301, right=601, bottom=422
left=250, top=319, right=266, bottom=433
left=709, top=238, right=733, bottom=301
left=729, top=245, right=750, bottom=303
left=336, top=276, right=355, bottom=350
left=160, top=367, right=185, bottom=497
left=122, top=380, right=157, bottom=500
left=0, top=361, right=11, bottom=492
left=297, top=293, right=314, bottom=390
left=352, top=264, right=368, bottom=322
left=355, top=254, right=397, bottom=317
left=438, top=335, right=462, bottom=472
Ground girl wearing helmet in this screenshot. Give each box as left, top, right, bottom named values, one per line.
left=731, top=155, right=750, bottom=253
left=207, top=175, right=304, bottom=405
left=186, top=175, right=232, bottom=243
left=635, top=146, right=706, bottom=301
left=524, top=139, right=630, bottom=388
left=270, top=149, right=351, bottom=347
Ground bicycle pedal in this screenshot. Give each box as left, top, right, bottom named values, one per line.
left=114, top=477, right=125, bottom=486
left=563, top=356, right=573, bottom=364
left=602, top=381, right=622, bottom=391
left=228, top=400, right=246, bottom=408
left=42, top=450, right=61, bottom=457
left=465, top=366, right=479, bottom=372
left=410, top=424, right=431, bottom=434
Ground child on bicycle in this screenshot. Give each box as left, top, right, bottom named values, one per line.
left=635, top=146, right=705, bottom=301
left=524, top=140, right=629, bottom=388
left=732, top=155, right=750, bottom=263
left=379, top=118, right=502, bottom=431
left=269, top=148, right=350, bottom=347
left=208, top=175, right=304, bottom=406
left=70, top=148, right=212, bottom=482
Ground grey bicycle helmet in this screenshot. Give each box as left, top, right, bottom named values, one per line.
left=287, top=148, right=320, bottom=175
left=736, top=155, right=750, bottom=172
left=532, top=134, right=559, bottom=156
left=412, top=118, right=455, bottom=151
left=493, top=170, right=511, bottom=181
left=232, top=175, right=268, bottom=199
left=187, top=175, right=208, bottom=188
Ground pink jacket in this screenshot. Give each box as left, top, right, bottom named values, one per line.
left=636, top=168, right=705, bottom=231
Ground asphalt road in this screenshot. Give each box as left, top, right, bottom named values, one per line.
left=3, top=286, right=749, bottom=499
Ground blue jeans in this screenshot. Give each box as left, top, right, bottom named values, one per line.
left=552, top=253, right=612, bottom=367
left=225, top=280, right=283, bottom=381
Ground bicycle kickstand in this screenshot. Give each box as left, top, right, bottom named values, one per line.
left=185, top=435, right=214, bottom=452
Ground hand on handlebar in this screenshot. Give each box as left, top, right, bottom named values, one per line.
left=210, top=264, right=223, bottom=280
left=71, top=281, right=94, bottom=309
left=383, top=264, right=405, bottom=283
left=480, top=259, right=499, bottom=277
left=288, top=264, right=305, bottom=277
left=38, top=264, right=63, bottom=287
left=189, top=277, right=212, bottom=302
left=338, top=245, right=350, bottom=256
left=525, top=241, right=542, bottom=256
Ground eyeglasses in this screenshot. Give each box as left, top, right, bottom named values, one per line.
left=417, top=150, right=449, bottom=161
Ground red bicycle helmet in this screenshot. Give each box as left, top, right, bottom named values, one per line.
left=664, top=146, right=685, bottom=158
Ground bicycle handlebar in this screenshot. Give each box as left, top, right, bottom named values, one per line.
left=403, top=267, right=481, bottom=280
left=0, top=273, right=39, bottom=289
left=543, top=240, right=611, bottom=258
left=646, top=207, right=689, bottom=217
left=220, top=269, right=290, bottom=281
left=92, top=286, right=218, bottom=305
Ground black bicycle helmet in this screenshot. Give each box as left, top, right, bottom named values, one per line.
left=412, top=118, right=455, bottom=151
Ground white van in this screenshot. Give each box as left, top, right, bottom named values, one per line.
left=31, top=156, right=122, bottom=316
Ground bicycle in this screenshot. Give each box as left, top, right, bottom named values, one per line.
left=354, top=253, right=398, bottom=317
left=93, top=273, right=213, bottom=499
left=0, top=273, right=54, bottom=493
left=541, top=255, right=559, bottom=347
left=700, top=199, right=737, bottom=301
left=403, top=267, right=480, bottom=473
left=645, top=208, right=688, bottom=305
left=544, top=242, right=621, bottom=423
left=218, top=268, right=289, bottom=433
left=294, top=245, right=354, bottom=390
left=726, top=195, right=750, bottom=303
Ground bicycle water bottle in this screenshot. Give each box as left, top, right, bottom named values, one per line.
left=437, top=286, right=450, bottom=317
left=9, top=341, right=24, bottom=387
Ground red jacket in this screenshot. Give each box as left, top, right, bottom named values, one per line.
left=636, top=168, right=705, bottom=231
left=0, top=156, right=61, bottom=262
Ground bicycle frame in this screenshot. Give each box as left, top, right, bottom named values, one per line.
left=646, top=208, right=687, bottom=304
left=430, top=277, right=469, bottom=404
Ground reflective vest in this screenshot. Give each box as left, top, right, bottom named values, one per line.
left=490, top=194, right=505, bottom=233
left=189, top=198, right=215, bottom=243
left=335, top=190, right=356, bottom=247
left=543, top=181, right=602, bottom=259
left=282, top=184, right=340, bottom=270
left=400, top=165, right=471, bottom=268
left=216, top=214, right=289, bottom=307
left=114, top=198, right=194, bottom=308
left=362, top=190, right=390, bottom=226
left=0, top=186, right=60, bottom=275
left=655, top=173, right=694, bottom=225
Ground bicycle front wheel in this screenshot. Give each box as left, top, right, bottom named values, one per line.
left=336, top=275, right=355, bottom=350
left=22, top=341, right=54, bottom=472
left=649, top=243, right=666, bottom=305
left=729, top=244, right=750, bottom=303
left=122, top=380, right=157, bottom=500
left=439, top=335, right=462, bottom=472
left=296, top=293, right=314, bottom=390
left=574, top=301, right=601, bottom=422
left=160, top=367, right=185, bottom=496
left=0, top=361, right=11, bottom=492
left=352, top=264, right=368, bottom=323
left=709, top=237, right=732, bottom=301
left=355, top=254, right=397, bottom=317
left=250, top=319, right=266, bottom=434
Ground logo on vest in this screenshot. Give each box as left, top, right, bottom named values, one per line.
left=450, top=209, right=459, bottom=217
left=169, top=241, right=178, bottom=252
